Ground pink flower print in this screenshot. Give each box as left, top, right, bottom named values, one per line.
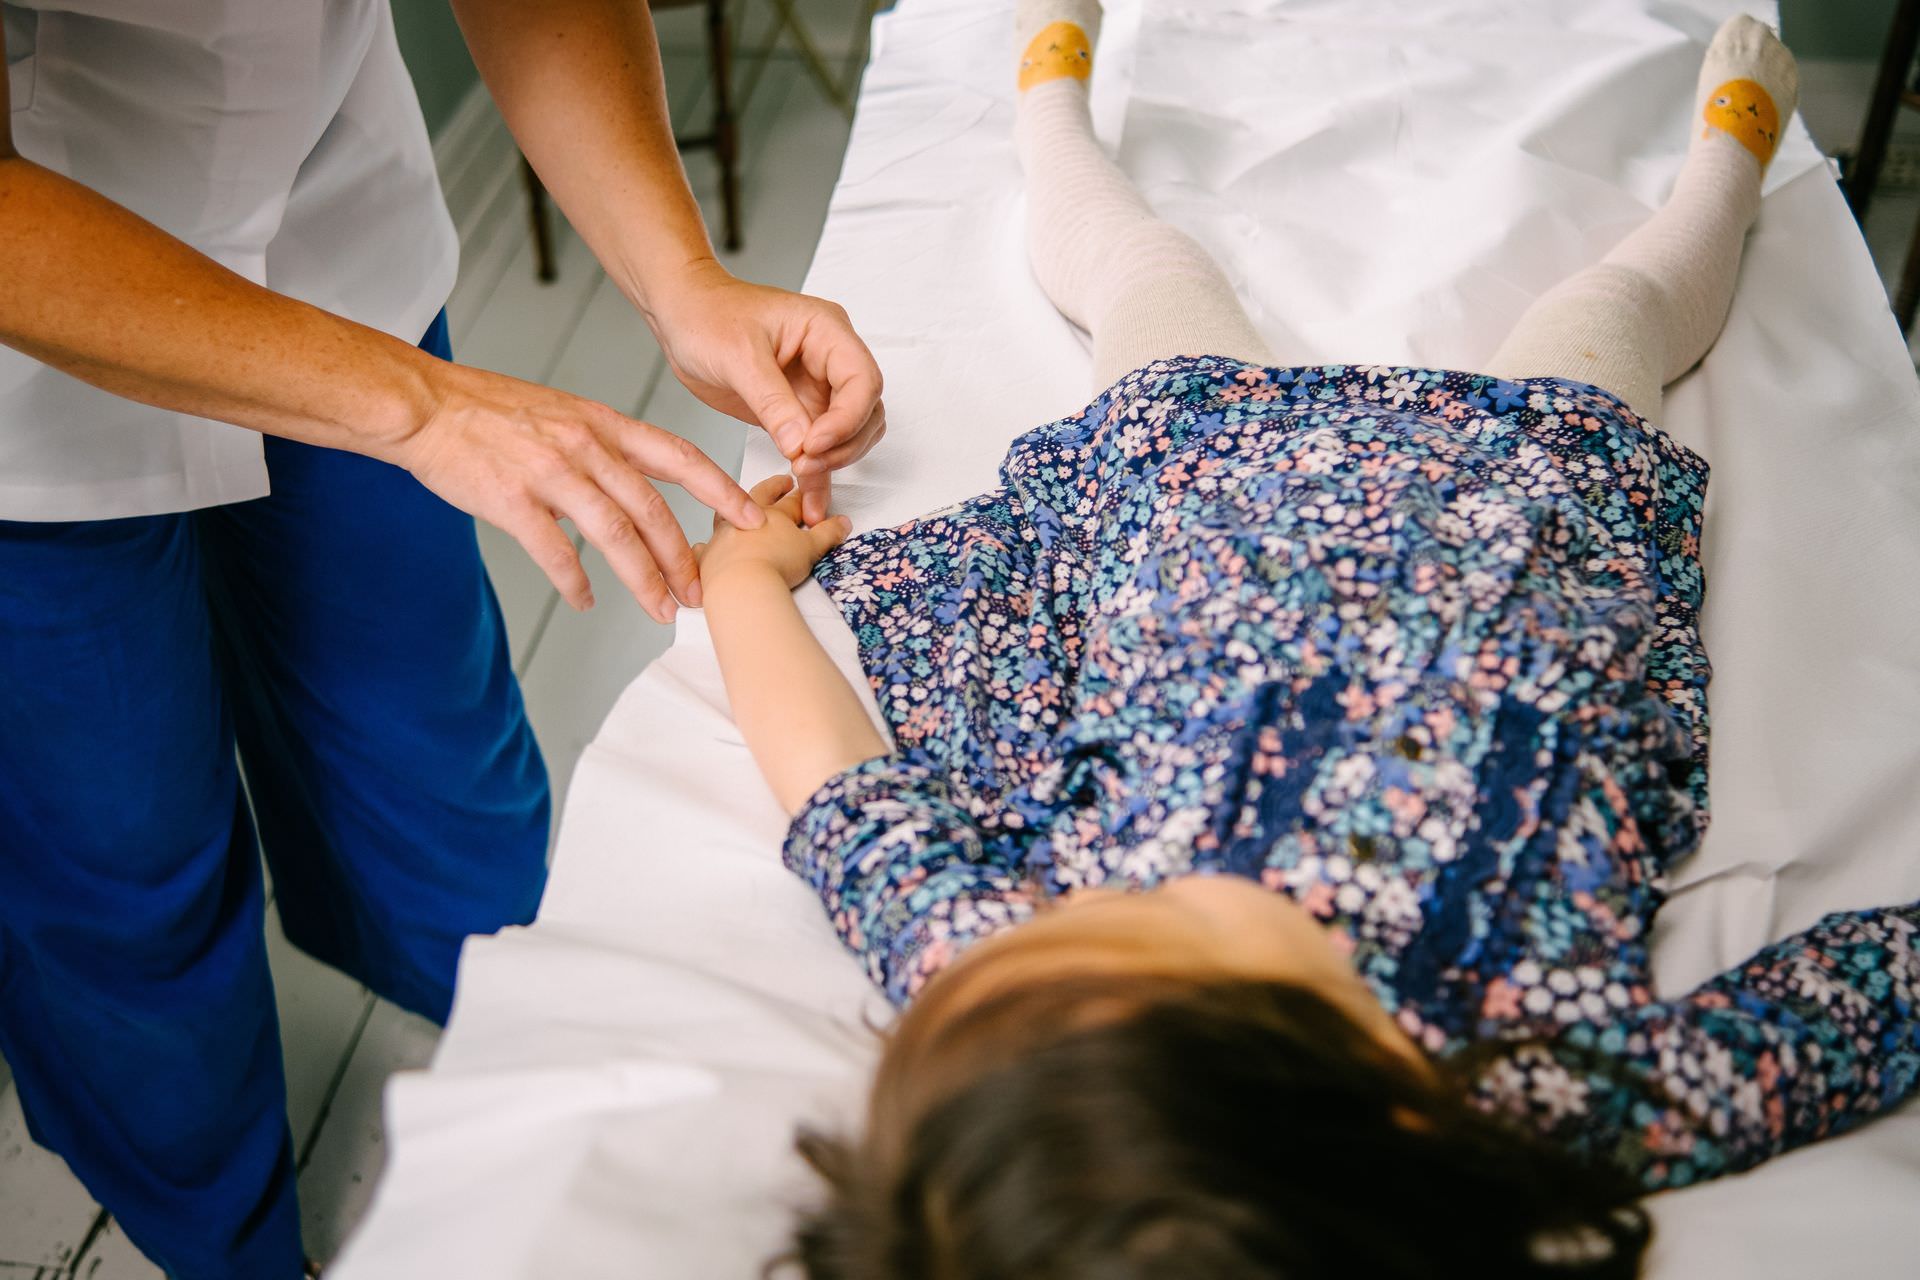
left=1382, top=785, right=1427, bottom=828
left=1482, top=977, right=1523, bottom=1020
left=1336, top=682, right=1378, bottom=720
left=1468, top=646, right=1518, bottom=692
left=1234, top=366, right=1270, bottom=386
left=1301, top=881, right=1338, bottom=919
left=902, top=703, right=948, bottom=740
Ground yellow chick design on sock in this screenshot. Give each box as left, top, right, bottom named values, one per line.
left=1701, top=78, right=1780, bottom=167
left=1019, top=20, right=1092, bottom=92
left=1693, top=14, right=1798, bottom=171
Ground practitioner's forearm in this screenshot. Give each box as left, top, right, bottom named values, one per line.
left=0, top=155, right=437, bottom=458
left=451, top=0, right=719, bottom=324
left=705, top=567, right=889, bottom=813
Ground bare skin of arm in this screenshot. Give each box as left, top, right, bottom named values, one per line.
left=0, top=10, right=886, bottom=622
left=699, top=477, right=886, bottom=812
left=0, top=24, right=767, bottom=617
left=451, top=0, right=887, bottom=527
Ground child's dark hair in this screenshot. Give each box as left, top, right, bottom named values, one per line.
left=786, top=974, right=1649, bottom=1279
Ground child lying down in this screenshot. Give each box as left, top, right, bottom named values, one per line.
left=696, top=4, right=1920, bottom=1276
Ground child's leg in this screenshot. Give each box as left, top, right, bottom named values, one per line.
left=1016, top=0, right=1273, bottom=393
left=1485, top=16, right=1798, bottom=419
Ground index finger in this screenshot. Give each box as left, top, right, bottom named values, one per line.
left=749, top=473, right=797, bottom=505
left=607, top=409, right=765, bottom=529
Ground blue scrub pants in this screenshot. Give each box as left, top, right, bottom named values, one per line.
left=0, top=314, right=550, bottom=1280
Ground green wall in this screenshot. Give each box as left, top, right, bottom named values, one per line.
left=393, top=3, right=481, bottom=136
left=1780, top=0, right=1897, bottom=60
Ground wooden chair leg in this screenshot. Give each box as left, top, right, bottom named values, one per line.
left=1849, top=0, right=1920, bottom=223
left=708, top=0, right=743, bottom=252
left=767, top=0, right=855, bottom=120
left=522, top=156, right=558, bottom=283
left=1896, top=204, right=1920, bottom=335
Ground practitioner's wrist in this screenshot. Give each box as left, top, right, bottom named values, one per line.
left=632, top=254, right=732, bottom=334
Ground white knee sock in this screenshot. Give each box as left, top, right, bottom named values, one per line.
left=1486, top=15, right=1799, bottom=418
left=1015, top=0, right=1272, bottom=392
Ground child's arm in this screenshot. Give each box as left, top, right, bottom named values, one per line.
left=1478, top=899, right=1920, bottom=1189
left=700, top=475, right=887, bottom=813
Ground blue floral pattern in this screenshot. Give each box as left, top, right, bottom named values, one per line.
left=783, top=357, right=1920, bottom=1188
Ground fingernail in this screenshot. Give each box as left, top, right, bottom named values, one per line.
left=580, top=594, right=595, bottom=611
left=777, top=420, right=807, bottom=454
left=742, top=504, right=767, bottom=528
left=685, top=579, right=704, bottom=607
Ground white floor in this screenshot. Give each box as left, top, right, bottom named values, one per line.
left=0, top=3, right=860, bottom=1273
left=0, top=17, right=1909, bottom=1279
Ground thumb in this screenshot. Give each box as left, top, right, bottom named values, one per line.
left=734, top=350, right=812, bottom=458
left=808, top=514, right=854, bottom=558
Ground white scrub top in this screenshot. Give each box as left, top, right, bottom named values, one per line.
left=0, top=0, right=459, bottom=521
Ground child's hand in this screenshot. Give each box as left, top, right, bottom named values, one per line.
left=696, top=474, right=853, bottom=591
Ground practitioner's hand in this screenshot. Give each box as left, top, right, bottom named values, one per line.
left=696, top=475, right=853, bottom=591
left=646, top=262, right=886, bottom=526
left=395, top=357, right=763, bottom=622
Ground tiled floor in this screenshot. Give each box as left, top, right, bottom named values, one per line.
left=0, top=18, right=1909, bottom=1279
left=0, top=4, right=858, bottom=1274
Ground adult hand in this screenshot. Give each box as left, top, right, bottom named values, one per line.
left=395, top=358, right=764, bottom=622
left=647, top=262, right=885, bottom=525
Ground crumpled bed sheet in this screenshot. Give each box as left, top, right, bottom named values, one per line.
left=333, top=1, right=1920, bottom=1274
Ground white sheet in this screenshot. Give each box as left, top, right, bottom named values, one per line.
left=334, top=2, right=1920, bottom=1275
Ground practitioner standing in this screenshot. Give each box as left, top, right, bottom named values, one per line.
left=0, top=2, right=883, bottom=1276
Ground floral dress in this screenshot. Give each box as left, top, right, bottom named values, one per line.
left=785, top=356, right=1920, bottom=1190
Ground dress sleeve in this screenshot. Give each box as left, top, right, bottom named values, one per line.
left=1471, top=903, right=1920, bottom=1189
left=783, top=755, right=1038, bottom=1007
